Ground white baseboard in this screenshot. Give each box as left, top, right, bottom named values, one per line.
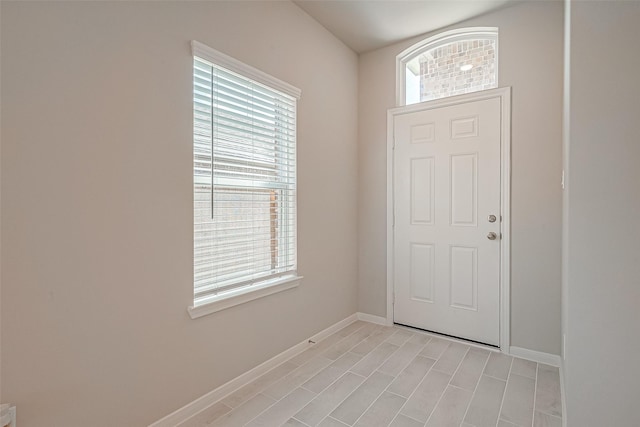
left=149, top=313, right=359, bottom=427
left=559, top=357, right=567, bottom=427
left=356, top=312, right=390, bottom=326
left=509, top=346, right=562, bottom=367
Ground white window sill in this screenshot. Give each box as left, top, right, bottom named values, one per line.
left=187, top=275, right=303, bottom=319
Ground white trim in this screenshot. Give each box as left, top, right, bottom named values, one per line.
left=386, top=87, right=512, bottom=352
left=356, top=312, right=390, bottom=326
left=191, top=40, right=301, bottom=100
left=559, top=358, right=568, bottom=427
left=396, top=27, right=499, bottom=106
left=149, top=314, right=359, bottom=427
left=188, top=275, right=302, bottom=319
left=509, top=346, right=562, bottom=367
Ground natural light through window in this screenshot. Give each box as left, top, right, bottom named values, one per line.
left=398, top=28, right=498, bottom=105
left=190, top=41, right=302, bottom=317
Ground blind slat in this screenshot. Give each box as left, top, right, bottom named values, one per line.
left=193, top=52, right=298, bottom=306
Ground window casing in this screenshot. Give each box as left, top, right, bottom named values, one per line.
left=191, top=41, right=301, bottom=314
left=397, top=28, right=498, bottom=106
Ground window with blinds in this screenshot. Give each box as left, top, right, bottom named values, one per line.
left=192, top=42, right=300, bottom=308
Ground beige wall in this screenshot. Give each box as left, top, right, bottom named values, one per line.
left=358, top=1, right=564, bottom=355
left=0, top=1, right=358, bottom=425
left=564, top=2, right=640, bottom=425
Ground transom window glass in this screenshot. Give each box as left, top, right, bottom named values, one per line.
left=192, top=41, right=301, bottom=309
left=398, top=28, right=498, bottom=105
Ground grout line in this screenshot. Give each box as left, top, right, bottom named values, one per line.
left=344, top=385, right=387, bottom=427
left=378, top=336, right=431, bottom=379
left=291, top=327, right=396, bottom=427
left=279, top=329, right=387, bottom=426
left=318, top=322, right=375, bottom=360
left=537, top=410, right=563, bottom=421
left=291, top=416, right=313, bottom=427
left=239, top=326, right=372, bottom=426
left=300, top=351, right=364, bottom=396
left=483, top=372, right=509, bottom=382
left=299, top=370, right=366, bottom=427
left=266, top=324, right=377, bottom=399
left=388, top=339, right=460, bottom=426
left=240, top=392, right=282, bottom=427
left=385, top=389, right=407, bottom=399
left=460, top=351, right=492, bottom=425
left=422, top=345, right=471, bottom=426
left=494, top=356, right=515, bottom=427
left=347, top=328, right=405, bottom=378
left=531, top=362, right=539, bottom=427
left=348, top=329, right=426, bottom=426
left=327, top=416, right=350, bottom=426
left=386, top=356, right=438, bottom=427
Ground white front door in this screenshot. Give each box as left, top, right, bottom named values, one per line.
left=392, top=95, right=502, bottom=346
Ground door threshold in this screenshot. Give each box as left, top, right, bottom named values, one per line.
left=394, top=322, right=501, bottom=352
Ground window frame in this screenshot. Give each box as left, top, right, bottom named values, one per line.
left=188, top=41, right=302, bottom=319
left=396, top=27, right=498, bottom=106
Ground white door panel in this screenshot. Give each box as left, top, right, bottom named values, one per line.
left=393, top=97, right=501, bottom=346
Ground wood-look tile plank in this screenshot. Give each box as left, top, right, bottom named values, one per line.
left=511, top=357, right=537, bottom=379
left=289, top=322, right=366, bottom=366
left=353, top=391, right=406, bottom=427
left=407, top=333, right=431, bottom=347
left=283, top=418, right=308, bottom=427
left=295, top=372, right=365, bottom=427
left=535, top=364, right=562, bottom=417
left=483, top=352, right=513, bottom=381
left=350, top=327, right=396, bottom=356
left=499, top=373, right=535, bottom=426
left=246, top=388, right=316, bottom=427
left=350, top=342, right=399, bottom=377
left=387, top=355, right=436, bottom=398
left=385, top=329, right=414, bottom=346
left=497, top=419, right=519, bottom=427
left=425, top=385, right=473, bottom=427
left=317, top=416, right=350, bottom=427
left=432, top=342, right=470, bottom=375
left=389, top=413, right=425, bottom=427
left=419, top=337, right=450, bottom=359
left=303, top=352, right=362, bottom=394
left=324, top=323, right=378, bottom=360
left=450, top=348, right=490, bottom=391
left=463, top=375, right=507, bottom=427
left=400, top=368, right=451, bottom=423
left=221, top=361, right=299, bottom=408
left=176, top=401, right=231, bottom=427
left=330, top=371, right=394, bottom=425
left=264, top=357, right=333, bottom=400
left=533, top=410, right=563, bottom=427
left=209, top=393, right=276, bottom=427
left=378, top=341, right=424, bottom=377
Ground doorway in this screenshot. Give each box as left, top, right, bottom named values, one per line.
left=387, top=88, right=511, bottom=349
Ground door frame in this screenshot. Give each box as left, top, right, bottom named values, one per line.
left=386, top=87, right=512, bottom=352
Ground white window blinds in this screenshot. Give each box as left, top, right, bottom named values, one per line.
left=192, top=42, right=300, bottom=307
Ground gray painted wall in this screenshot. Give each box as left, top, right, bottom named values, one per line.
left=358, top=1, right=564, bottom=355
left=0, top=2, right=358, bottom=425
left=564, top=2, right=640, bottom=425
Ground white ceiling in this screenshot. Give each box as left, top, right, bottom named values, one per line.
left=294, top=0, right=516, bottom=53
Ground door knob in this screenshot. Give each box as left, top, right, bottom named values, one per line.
left=487, top=232, right=498, bottom=240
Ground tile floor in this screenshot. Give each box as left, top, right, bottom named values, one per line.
left=178, top=321, right=563, bottom=427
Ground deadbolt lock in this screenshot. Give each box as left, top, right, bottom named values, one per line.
left=488, top=215, right=497, bottom=223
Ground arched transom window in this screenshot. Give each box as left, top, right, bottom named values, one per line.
left=397, top=28, right=498, bottom=106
